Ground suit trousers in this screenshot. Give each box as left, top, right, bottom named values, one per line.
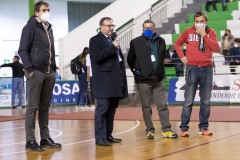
left=25, top=70, right=55, bottom=141
left=137, top=81, right=171, bottom=133
left=94, top=98, right=119, bottom=140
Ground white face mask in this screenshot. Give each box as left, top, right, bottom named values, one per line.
left=234, top=43, right=238, bottom=47
left=41, top=12, right=50, bottom=22
left=195, top=23, right=206, bottom=28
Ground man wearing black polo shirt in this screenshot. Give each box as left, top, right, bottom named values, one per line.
left=0, top=55, right=24, bottom=108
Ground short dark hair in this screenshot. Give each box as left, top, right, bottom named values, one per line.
left=14, top=55, right=20, bottom=61
left=234, top=38, right=240, bottom=43
left=34, top=0, right=49, bottom=13
left=168, top=44, right=175, bottom=50
left=194, top=11, right=208, bottom=21
left=99, top=17, right=112, bottom=26
left=225, top=29, right=231, bottom=33
left=142, top=20, right=155, bottom=28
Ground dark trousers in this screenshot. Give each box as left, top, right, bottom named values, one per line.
left=88, top=77, right=95, bottom=105
left=94, top=98, right=119, bottom=140
left=25, top=71, right=55, bottom=141
left=222, top=0, right=228, bottom=11
left=137, top=81, right=171, bottom=132
left=223, top=49, right=230, bottom=61
left=77, top=74, right=88, bottom=105
left=205, top=1, right=217, bottom=11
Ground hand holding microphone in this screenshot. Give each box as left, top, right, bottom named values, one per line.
left=113, top=39, right=120, bottom=47
left=111, top=32, right=120, bottom=48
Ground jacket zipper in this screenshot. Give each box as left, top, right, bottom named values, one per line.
left=43, top=24, right=52, bottom=73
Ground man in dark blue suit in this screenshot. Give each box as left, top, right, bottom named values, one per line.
left=89, top=17, right=128, bottom=146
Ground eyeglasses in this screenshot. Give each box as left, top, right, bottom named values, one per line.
left=102, top=24, right=116, bottom=28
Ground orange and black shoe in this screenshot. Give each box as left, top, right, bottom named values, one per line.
left=199, top=129, right=213, bottom=136
left=180, top=131, right=189, bottom=137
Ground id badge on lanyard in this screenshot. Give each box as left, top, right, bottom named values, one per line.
left=151, top=55, right=156, bottom=62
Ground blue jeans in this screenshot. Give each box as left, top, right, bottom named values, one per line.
left=12, top=77, right=24, bottom=106
left=180, top=65, right=213, bottom=131
left=76, top=74, right=88, bottom=105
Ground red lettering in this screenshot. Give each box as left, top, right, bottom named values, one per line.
left=232, top=79, right=240, bottom=90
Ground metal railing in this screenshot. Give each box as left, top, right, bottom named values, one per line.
left=116, top=0, right=194, bottom=54
left=164, top=54, right=240, bottom=75
left=213, top=54, right=240, bottom=75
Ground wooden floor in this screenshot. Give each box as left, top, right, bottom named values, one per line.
left=0, top=119, right=240, bottom=160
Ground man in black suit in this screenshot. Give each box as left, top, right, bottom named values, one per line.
left=89, top=17, right=128, bottom=146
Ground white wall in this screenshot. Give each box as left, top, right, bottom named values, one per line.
left=47, top=0, right=69, bottom=59
left=0, top=0, right=68, bottom=71
left=0, top=0, right=28, bottom=65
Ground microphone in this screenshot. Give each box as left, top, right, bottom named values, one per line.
left=111, top=32, right=117, bottom=41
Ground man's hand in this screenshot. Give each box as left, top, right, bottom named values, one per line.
left=87, top=75, right=90, bottom=82
left=181, top=56, right=188, bottom=64
left=28, top=72, right=34, bottom=77
left=164, top=58, right=171, bottom=64
left=195, top=25, right=206, bottom=37
left=113, top=39, right=120, bottom=48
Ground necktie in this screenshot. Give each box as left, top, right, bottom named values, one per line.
left=107, top=37, right=122, bottom=61
left=107, top=37, right=113, bottom=44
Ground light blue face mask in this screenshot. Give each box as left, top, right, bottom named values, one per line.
left=143, top=29, right=154, bottom=38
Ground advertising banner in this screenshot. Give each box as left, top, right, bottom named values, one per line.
left=168, top=75, right=240, bottom=103
left=0, top=80, right=80, bottom=107
left=51, top=81, right=79, bottom=105
left=0, top=78, right=26, bottom=107
left=0, top=78, right=12, bottom=107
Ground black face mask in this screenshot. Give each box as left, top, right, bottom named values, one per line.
left=224, top=33, right=228, bottom=36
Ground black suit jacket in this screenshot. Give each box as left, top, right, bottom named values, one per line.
left=89, top=32, right=128, bottom=99
left=165, top=49, right=181, bottom=64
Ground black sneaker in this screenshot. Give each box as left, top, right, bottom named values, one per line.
left=40, top=138, right=62, bottom=148
left=10, top=106, right=17, bottom=109
left=18, top=106, right=26, bottom=109
left=146, top=131, right=155, bottom=139
left=25, top=140, right=44, bottom=152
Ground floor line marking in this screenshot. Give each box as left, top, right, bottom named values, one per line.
left=0, top=128, right=63, bottom=147
left=150, top=132, right=240, bottom=160
left=0, top=120, right=140, bottom=156
left=0, top=127, right=24, bottom=132
left=63, top=120, right=140, bottom=146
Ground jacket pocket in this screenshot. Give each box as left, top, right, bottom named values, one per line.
left=97, top=66, right=111, bottom=72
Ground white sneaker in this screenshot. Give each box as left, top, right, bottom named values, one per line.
left=84, top=105, right=91, bottom=110
left=79, top=105, right=89, bottom=110
left=75, top=105, right=80, bottom=110
left=90, top=105, right=95, bottom=110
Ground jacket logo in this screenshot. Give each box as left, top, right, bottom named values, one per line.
left=189, top=34, right=199, bottom=42
left=189, top=34, right=209, bottom=42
